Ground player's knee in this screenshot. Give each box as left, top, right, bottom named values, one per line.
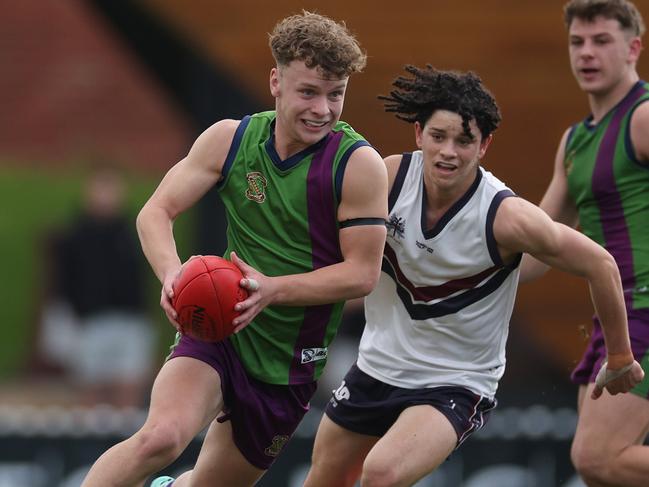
left=134, top=421, right=187, bottom=465
left=360, top=459, right=401, bottom=487
left=571, top=441, right=611, bottom=485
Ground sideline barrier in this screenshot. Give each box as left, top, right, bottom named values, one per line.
left=0, top=404, right=583, bottom=486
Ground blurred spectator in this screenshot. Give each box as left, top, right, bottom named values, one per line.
left=38, top=164, right=155, bottom=408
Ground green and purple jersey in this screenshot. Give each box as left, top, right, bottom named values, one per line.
left=565, top=81, right=649, bottom=310
left=218, top=111, right=371, bottom=385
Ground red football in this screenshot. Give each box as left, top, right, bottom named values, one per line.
left=172, top=255, right=248, bottom=342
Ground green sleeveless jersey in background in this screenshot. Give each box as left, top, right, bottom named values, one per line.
left=565, top=81, right=649, bottom=310
left=218, top=111, right=371, bottom=384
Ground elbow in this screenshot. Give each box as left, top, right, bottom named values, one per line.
left=135, top=205, right=149, bottom=239
left=600, top=250, right=621, bottom=277
left=587, top=248, right=621, bottom=284
left=354, top=269, right=381, bottom=298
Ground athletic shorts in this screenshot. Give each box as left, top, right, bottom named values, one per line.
left=169, top=335, right=317, bottom=469
left=325, top=364, right=496, bottom=447
left=572, top=308, right=649, bottom=398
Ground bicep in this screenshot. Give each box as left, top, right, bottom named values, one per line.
left=337, top=145, right=389, bottom=222
left=496, top=197, right=605, bottom=278
left=339, top=223, right=386, bottom=274
left=146, top=157, right=219, bottom=220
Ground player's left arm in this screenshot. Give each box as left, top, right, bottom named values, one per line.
left=231, top=145, right=388, bottom=330
left=494, top=196, right=644, bottom=398
left=629, top=101, right=649, bottom=163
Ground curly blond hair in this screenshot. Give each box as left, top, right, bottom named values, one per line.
left=269, top=11, right=367, bottom=78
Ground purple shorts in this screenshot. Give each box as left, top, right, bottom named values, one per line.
left=572, top=308, right=649, bottom=398
left=169, top=334, right=317, bottom=469
left=326, top=364, right=496, bottom=448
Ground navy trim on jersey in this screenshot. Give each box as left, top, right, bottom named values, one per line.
left=264, top=120, right=329, bottom=171
left=486, top=190, right=516, bottom=266
left=218, top=115, right=251, bottom=188
left=388, top=153, right=412, bottom=212
left=625, top=97, right=649, bottom=169
left=383, top=243, right=499, bottom=301
left=382, top=258, right=518, bottom=319
left=422, top=168, right=482, bottom=239
left=339, top=217, right=386, bottom=228
left=334, top=140, right=372, bottom=202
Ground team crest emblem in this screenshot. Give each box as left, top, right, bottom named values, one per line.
left=386, top=214, right=406, bottom=239
left=245, top=171, right=268, bottom=203
left=264, top=435, right=289, bottom=457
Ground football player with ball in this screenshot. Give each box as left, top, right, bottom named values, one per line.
left=80, top=11, right=388, bottom=487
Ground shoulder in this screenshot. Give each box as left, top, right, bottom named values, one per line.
left=338, top=145, right=388, bottom=218
left=384, top=154, right=403, bottom=190
left=187, top=119, right=241, bottom=170
left=494, top=196, right=556, bottom=254
left=630, top=101, right=649, bottom=162
left=193, top=119, right=240, bottom=151
left=345, top=145, right=385, bottom=176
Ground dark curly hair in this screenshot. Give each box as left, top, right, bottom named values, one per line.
left=379, top=65, right=502, bottom=139
left=269, top=11, right=366, bottom=78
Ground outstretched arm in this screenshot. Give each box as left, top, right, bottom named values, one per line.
left=232, top=145, right=388, bottom=329
left=495, top=197, right=644, bottom=398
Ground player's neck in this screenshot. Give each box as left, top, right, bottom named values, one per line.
left=423, top=169, right=476, bottom=228
left=588, top=74, right=640, bottom=123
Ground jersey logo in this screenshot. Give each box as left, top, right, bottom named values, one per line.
left=301, top=347, right=328, bottom=364
left=245, top=171, right=268, bottom=203
left=416, top=240, right=434, bottom=254
left=264, top=435, right=289, bottom=457
left=386, top=214, right=405, bottom=239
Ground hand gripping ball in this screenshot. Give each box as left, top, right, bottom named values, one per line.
left=172, top=255, right=248, bottom=342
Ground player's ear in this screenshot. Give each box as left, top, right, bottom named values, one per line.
left=479, top=134, right=493, bottom=158
left=270, top=67, right=281, bottom=98
left=629, top=36, right=643, bottom=63
left=414, top=121, right=423, bottom=149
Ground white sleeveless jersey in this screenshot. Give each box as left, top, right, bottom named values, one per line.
left=357, top=151, right=521, bottom=399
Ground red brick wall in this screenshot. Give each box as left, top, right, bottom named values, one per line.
left=0, top=0, right=193, bottom=172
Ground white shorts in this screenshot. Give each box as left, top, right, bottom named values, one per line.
left=73, top=312, right=155, bottom=385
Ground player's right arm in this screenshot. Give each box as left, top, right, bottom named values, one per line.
left=136, top=119, right=238, bottom=323
left=519, top=128, right=580, bottom=283
left=495, top=197, right=643, bottom=398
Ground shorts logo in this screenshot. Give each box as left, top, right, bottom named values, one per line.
left=245, top=171, right=268, bottom=203
left=264, top=434, right=289, bottom=457
left=333, top=380, right=350, bottom=401
left=301, top=347, right=328, bottom=364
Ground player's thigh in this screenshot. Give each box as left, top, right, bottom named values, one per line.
left=305, top=414, right=379, bottom=487
left=146, top=357, right=224, bottom=441
left=363, top=405, right=456, bottom=485
left=574, top=383, right=649, bottom=455
left=186, top=418, right=265, bottom=487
